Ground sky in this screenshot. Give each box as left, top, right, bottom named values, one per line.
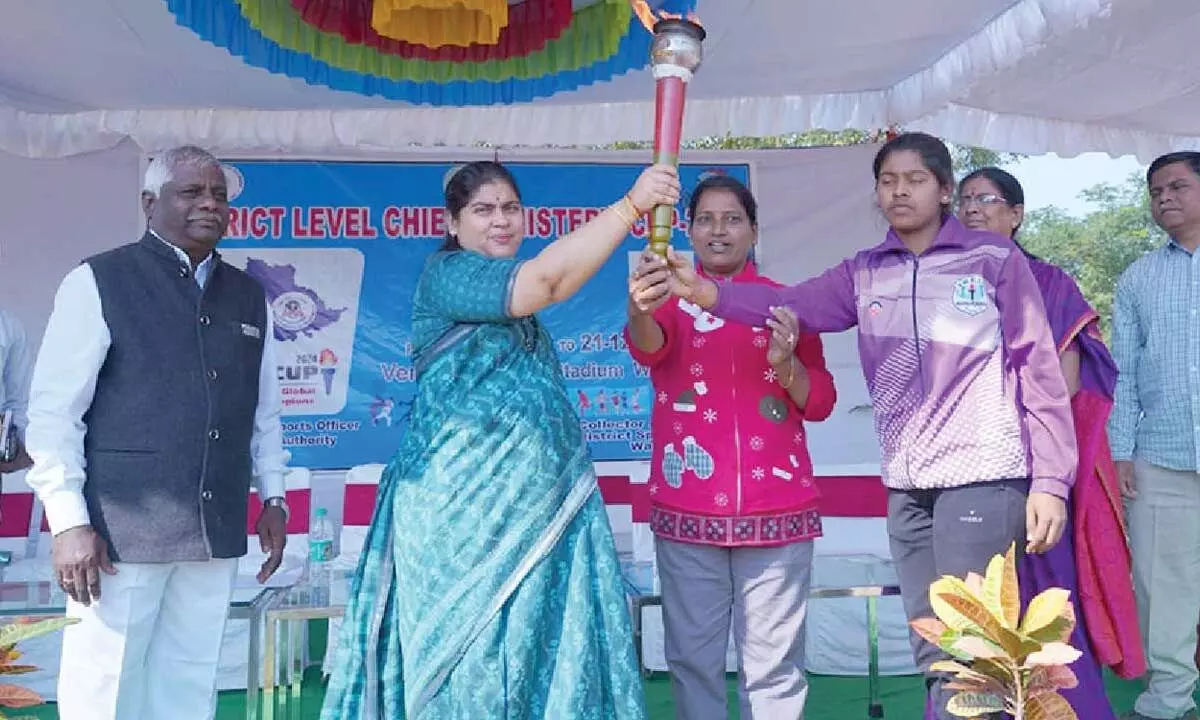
left=1009, top=152, right=1146, bottom=217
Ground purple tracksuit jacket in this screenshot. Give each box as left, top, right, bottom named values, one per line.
left=712, top=216, right=1077, bottom=498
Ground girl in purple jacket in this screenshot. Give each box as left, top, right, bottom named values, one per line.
left=662, top=132, right=1077, bottom=719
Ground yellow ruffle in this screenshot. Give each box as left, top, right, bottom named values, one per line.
left=371, top=0, right=510, bottom=47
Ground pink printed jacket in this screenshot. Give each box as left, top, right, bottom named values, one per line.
left=625, top=262, right=837, bottom=547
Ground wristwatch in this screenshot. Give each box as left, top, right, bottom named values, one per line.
left=264, top=496, right=290, bottom=521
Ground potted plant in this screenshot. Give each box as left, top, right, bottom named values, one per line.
left=0, top=616, right=78, bottom=719
left=910, top=543, right=1081, bottom=719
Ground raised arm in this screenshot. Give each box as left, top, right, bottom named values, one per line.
left=668, top=251, right=859, bottom=334
left=510, top=166, right=679, bottom=317
left=421, top=165, right=679, bottom=324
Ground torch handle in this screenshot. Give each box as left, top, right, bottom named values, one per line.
left=649, top=152, right=676, bottom=258
left=650, top=75, right=688, bottom=257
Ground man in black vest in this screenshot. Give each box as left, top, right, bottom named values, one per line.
left=25, top=145, right=289, bottom=720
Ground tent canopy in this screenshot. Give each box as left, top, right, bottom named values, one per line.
left=1, top=0, right=1195, bottom=161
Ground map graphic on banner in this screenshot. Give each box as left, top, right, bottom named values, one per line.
left=219, top=160, right=750, bottom=469
left=220, top=248, right=364, bottom=419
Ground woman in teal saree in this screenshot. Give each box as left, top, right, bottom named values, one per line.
left=321, top=161, right=680, bottom=719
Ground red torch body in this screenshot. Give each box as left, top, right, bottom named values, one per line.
left=645, top=17, right=704, bottom=257
left=650, top=76, right=687, bottom=257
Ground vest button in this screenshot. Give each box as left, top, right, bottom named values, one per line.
left=207, top=369, right=218, bottom=380
left=199, top=315, right=211, bottom=326
left=208, top=428, right=220, bottom=440
left=179, top=267, right=190, bottom=278
left=201, top=490, right=213, bottom=501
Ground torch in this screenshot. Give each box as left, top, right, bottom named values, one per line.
left=646, top=15, right=705, bottom=257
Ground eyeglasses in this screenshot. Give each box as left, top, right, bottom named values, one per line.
left=956, top=193, right=1008, bottom=209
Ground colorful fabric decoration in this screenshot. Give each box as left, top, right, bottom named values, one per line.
left=163, top=0, right=698, bottom=106
left=233, top=0, right=629, bottom=83
left=291, top=0, right=573, bottom=61
left=369, top=0, right=509, bottom=47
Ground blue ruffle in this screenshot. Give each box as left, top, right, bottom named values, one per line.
left=163, top=0, right=699, bottom=107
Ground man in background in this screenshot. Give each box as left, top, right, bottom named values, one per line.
left=1110, top=150, right=1200, bottom=720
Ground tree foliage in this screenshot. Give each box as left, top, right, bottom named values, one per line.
left=601, top=128, right=876, bottom=151
left=1018, top=172, right=1163, bottom=335
left=953, top=146, right=1025, bottom=179
left=598, top=129, right=1020, bottom=178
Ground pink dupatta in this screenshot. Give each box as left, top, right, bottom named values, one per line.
left=1042, top=265, right=1145, bottom=679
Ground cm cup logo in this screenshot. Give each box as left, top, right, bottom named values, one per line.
left=219, top=248, right=365, bottom=416
left=318, top=348, right=338, bottom=395
left=951, top=274, right=991, bottom=316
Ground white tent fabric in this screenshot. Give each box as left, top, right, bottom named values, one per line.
left=1, top=0, right=1197, bottom=161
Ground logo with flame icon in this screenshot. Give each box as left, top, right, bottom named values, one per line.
left=318, top=348, right=338, bottom=395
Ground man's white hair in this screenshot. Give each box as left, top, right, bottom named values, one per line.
left=142, top=145, right=222, bottom=197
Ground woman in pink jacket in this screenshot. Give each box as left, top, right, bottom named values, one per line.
left=625, top=174, right=836, bottom=719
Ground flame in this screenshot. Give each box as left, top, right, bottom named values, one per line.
left=628, top=1, right=702, bottom=33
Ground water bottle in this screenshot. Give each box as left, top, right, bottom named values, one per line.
left=308, top=507, right=335, bottom=604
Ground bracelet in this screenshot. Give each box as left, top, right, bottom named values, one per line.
left=779, top=356, right=796, bottom=390
left=624, top=193, right=646, bottom=216
left=611, top=198, right=636, bottom=229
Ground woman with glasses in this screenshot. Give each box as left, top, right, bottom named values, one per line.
left=956, top=166, right=1141, bottom=720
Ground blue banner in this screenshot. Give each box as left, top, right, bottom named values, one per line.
left=219, top=160, right=750, bottom=469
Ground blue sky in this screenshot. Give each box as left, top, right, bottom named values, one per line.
left=1009, top=152, right=1145, bottom=217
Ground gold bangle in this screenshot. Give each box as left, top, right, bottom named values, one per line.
left=624, top=193, right=645, bottom=217
left=611, top=201, right=635, bottom=229
left=779, top=357, right=796, bottom=390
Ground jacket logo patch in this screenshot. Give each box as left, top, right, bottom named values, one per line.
left=951, top=275, right=990, bottom=316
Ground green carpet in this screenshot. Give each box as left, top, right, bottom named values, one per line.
left=16, top=621, right=1197, bottom=718
left=16, top=670, right=1193, bottom=719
